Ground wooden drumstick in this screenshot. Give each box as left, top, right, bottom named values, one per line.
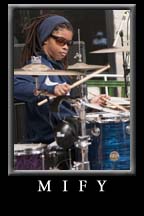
left=37, top=65, right=110, bottom=106
left=102, top=98, right=129, bottom=112
left=37, top=91, right=56, bottom=106
left=37, top=98, right=49, bottom=106
left=89, top=92, right=129, bottom=112
left=69, top=64, right=110, bottom=90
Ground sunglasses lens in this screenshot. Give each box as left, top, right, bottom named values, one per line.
left=56, top=38, right=66, bottom=46
left=51, top=35, right=73, bottom=46
left=67, top=40, right=73, bottom=46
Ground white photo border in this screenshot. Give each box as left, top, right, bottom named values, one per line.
left=8, top=4, right=136, bottom=176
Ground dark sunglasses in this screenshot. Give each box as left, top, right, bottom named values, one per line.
left=50, top=34, right=73, bottom=47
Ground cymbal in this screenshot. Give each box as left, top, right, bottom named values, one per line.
left=83, top=102, right=121, bottom=114
left=67, top=62, right=104, bottom=71
left=14, top=69, right=83, bottom=76
left=22, top=63, right=51, bottom=71
left=109, top=97, right=130, bottom=105
left=90, top=46, right=130, bottom=54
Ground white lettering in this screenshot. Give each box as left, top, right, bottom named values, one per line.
left=37, top=180, right=51, bottom=192
left=36, top=179, right=108, bottom=192
left=62, top=180, right=68, bottom=192
left=97, top=180, right=107, bottom=192
left=79, top=180, right=87, bottom=192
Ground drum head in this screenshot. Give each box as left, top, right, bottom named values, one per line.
left=86, top=112, right=130, bottom=123
left=86, top=112, right=120, bottom=122
left=14, top=143, right=47, bottom=156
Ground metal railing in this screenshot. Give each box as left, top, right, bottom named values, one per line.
left=87, top=74, right=130, bottom=97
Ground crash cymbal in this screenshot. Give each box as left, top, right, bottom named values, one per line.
left=67, top=62, right=104, bottom=71
left=22, top=63, right=51, bottom=71
left=14, top=69, right=83, bottom=76
left=90, top=46, right=130, bottom=54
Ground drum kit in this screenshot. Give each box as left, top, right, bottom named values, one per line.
left=14, top=44, right=131, bottom=171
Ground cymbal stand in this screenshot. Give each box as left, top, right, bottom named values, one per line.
left=31, top=55, right=42, bottom=97
left=30, top=55, right=46, bottom=97
left=119, top=30, right=130, bottom=97
left=112, top=11, right=130, bottom=97
left=33, top=77, right=50, bottom=98
left=73, top=79, right=91, bottom=170
left=74, top=28, right=82, bottom=63
left=33, top=75, right=46, bottom=98
left=72, top=29, right=91, bottom=170
left=32, top=75, right=39, bottom=94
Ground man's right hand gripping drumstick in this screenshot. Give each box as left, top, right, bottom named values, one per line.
left=37, top=83, right=71, bottom=106
left=37, top=65, right=110, bottom=106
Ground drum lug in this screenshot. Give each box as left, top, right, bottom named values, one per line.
left=91, top=127, right=100, bottom=136
left=126, top=125, right=130, bottom=135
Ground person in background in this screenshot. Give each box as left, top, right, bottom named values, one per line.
left=92, top=31, right=107, bottom=48
left=90, top=31, right=108, bottom=66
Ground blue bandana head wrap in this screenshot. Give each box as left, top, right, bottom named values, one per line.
left=38, top=15, right=70, bottom=45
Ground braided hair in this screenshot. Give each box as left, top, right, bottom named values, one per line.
left=21, top=14, right=73, bottom=69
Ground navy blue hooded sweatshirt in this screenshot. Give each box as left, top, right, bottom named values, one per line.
left=14, top=53, right=77, bottom=144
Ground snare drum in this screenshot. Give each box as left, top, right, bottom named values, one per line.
left=86, top=112, right=130, bottom=170
left=14, top=143, right=47, bottom=170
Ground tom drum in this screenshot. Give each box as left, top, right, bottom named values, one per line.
left=86, top=112, right=130, bottom=170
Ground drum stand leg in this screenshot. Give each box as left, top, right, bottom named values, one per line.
left=73, top=135, right=91, bottom=170
left=41, top=153, right=45, bottom=170
left=68, top=148, right=73, bottom=170
left=72, top=94, right=91, bottom=170
left=47, top=151, right=58, bottom=170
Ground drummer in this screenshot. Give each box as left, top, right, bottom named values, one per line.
left=14, top=13, right=109, bottom=145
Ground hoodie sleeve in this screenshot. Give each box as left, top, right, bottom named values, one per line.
left=14, top=75, right=56, bottom=102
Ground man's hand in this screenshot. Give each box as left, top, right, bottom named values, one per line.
left=90, top=94, right=110, bottom=106
left=54, top=83, right=71, bottom=96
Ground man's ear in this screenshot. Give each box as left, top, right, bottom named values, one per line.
left=43, top=38, right=49, bottom=45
